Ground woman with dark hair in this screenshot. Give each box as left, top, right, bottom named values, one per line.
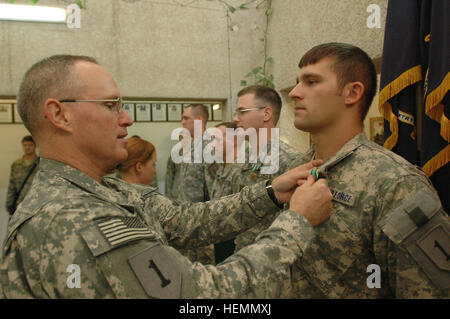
left=117, top=137, right=157, bottom=186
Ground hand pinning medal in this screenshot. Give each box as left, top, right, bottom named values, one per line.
left=310, top=168, right=327, bottom=181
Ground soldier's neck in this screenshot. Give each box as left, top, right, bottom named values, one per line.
left=23, top=153, right=37, bottom=161
left=121, top=171, right=140, bottom=185
left=256, top=127, right=273, bottom=154
left=312, top=126, right=362, bottom=162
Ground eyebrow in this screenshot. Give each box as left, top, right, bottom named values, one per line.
left=299, top=72, right=323, bottom=81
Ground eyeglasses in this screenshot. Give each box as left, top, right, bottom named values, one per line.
left=233, top=106, right=266, bottom=117
left=58, top=97, right=123, bottom=113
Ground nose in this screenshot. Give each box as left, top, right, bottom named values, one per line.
left=233, top=114, right=240, bottom=123
left=289, top=83, right=302, bottom=100
left=119, top=109, right=133, bottom=127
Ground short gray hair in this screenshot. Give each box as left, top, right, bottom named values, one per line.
left=17, top=55, right=98, bottom=135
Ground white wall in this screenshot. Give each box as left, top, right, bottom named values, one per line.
left=0, top=0, right=390, bottom=247
left=268, top=0, right=388, bottom=151
left=0, top=0, right=269, bottom=247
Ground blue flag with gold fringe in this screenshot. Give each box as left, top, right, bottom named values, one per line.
left=379, top=0, right=421, bottom=164
left=380, top=0, right=449, bottom=213
left=420, top=0, right=449, bottom=214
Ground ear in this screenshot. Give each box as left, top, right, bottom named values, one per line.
left=263, top=106, right=273, bottom=122
left=135, top=162, right=143, bottom=174
left=44, top=98, right=73, bottom=133
left=343, top=81, right=365, bottom=106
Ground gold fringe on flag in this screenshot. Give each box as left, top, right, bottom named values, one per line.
left=380, top=102, right=398, bottom=150
left=378, top=65, right=423, bottom=150
left=422, top=72, right=449, bottom=177
left=425, top=72, right=450, bottom=142
left=423, top=144, right=450, bottom=177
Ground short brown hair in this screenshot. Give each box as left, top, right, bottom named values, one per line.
left=17, top=55, right=98, bottom=136
left=298, top=43, right=377, bottom=121
left=21, top=135, right=35, bottom=145
left=186, top=104, right=209, bottom=123
left=237, top=85, right=282, bottom=125
left=117, top=137, right=156, bottom=172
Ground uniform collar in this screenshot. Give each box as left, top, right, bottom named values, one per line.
left=317, top=133, right=368, bottom=172
left=39, top=158, right=140, bottom=206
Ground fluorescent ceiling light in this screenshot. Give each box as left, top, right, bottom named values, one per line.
left=213, top=104, right=220, bottom=110
left=0, top=3, right=66, bottom=23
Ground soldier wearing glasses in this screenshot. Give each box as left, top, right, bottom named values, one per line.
left=229, top=85, right=302, bottom=253
left=0, top=55, right=333, bottom=298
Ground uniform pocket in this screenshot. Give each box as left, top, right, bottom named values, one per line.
left=297, top=206, right=363, bottom=296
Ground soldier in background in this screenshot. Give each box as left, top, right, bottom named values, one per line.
left=231, top=85, right=303, bottom=252
left=117, top=137, right=157, bottom=186
left=164, top=154, right=178, bottom=198
left=6, top=135, right=40, bottom=214
left=167, top=104, right=215, bottom=264
left=287, top=42, right=449, bottom=298
left=0, top=55, right=333, bottom=298
left=165, top=104, right=210, bottom=203
left=207, top=121, right=239, bottom=264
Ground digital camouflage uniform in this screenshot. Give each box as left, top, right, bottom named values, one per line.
left=167, top=137, right=216, bottom=264
left=208, top=163, right=242, bottom=200
left=231, top=140, right=302, bottom=251
left=287, top=133, right=449, bottom=298
left=170, top=137, right=210, bottom=203
left=6, top=156, right=40, bottom=214
left=207, top=163, right=244, bottom=264
left=164, top=155, right=179, bottom=199
left=150, top=175, right=159, bottom=191
left=0, top=158, right=316, bottom=299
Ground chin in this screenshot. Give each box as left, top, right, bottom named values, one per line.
left=293, top=121, right=313, bottom=133
left=114, top=150, right=128, bottom=165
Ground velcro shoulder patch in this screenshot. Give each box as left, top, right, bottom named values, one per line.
left=79, top=216, right=158, bottom=257
left=128, top=244, right=181, bottom=299
left=381, top=189, right=450, bottom=289
left=382, top=189, right=441, bottom=245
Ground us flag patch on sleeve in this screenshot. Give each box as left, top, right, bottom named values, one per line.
left=97, top=217, right=156, bottom=247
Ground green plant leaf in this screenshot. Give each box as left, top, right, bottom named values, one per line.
left=228, top=5, right=236, bottom=13
left=266, top=57, right=274, bottom=63
left=240, top=80, right=247, bottom=86
left=9, top=0, right=15, bottom=4
left=244, top=71, right=253, bottom=78
left=76, top=1, right=84, bottom=9
left=265, top=8, right=273, bottom=16
left=30, top=0, right=39, bottom=4
left=239, top=4, right=249, bottom=10
left=251, top=66, right=263, bottom=74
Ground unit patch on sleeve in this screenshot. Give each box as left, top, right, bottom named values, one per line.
left=128, top=244, right=181, bottom=299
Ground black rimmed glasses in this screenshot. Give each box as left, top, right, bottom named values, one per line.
left=58, top=97, right=123, bottom=114
left=233, top=106, right=266, bottom=117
